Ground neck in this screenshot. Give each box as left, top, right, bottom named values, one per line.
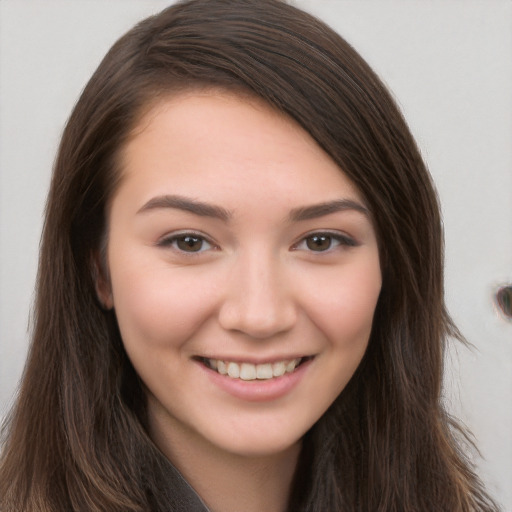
left=180, top=444, right=301, bottom=512
left=149, top=414, right=301, bottom=512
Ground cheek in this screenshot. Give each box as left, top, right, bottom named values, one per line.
left=300, top=262, right=381, bottom=407
left=109, top=259, right=219, bottom=353
left=300, top=259, right=382, bottom=349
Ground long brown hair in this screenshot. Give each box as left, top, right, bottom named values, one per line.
left=0, top=1, right=500, bottom=510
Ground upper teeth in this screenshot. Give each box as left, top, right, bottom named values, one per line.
left=207, top=358, right=302, bottom=380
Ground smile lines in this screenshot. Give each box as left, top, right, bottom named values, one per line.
left=202, top=357, right=308, bottom=381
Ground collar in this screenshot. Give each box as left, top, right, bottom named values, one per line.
left=146, top=450, right=211, bottom=512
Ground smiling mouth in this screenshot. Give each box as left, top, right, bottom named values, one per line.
left=198, top=357, right=312, bottom=381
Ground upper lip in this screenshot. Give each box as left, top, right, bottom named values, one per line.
left=194, top=354, right=314, bottom=364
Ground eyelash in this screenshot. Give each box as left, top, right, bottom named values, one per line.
left=291, top=231, right=358, bottom=253
left=157, top=230, right=357, bottom=255
left=156, top=231, right=216, bottom=254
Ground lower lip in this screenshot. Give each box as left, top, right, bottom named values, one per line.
left=197, top=358, right=313, bottom=402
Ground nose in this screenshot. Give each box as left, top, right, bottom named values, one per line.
left=217, top=252, right=297, bottom=339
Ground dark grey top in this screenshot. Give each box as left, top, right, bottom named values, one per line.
left=146, top=452, right=211, bottom=512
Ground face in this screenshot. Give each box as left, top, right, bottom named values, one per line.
left=103, top=91, right=381, bottom=459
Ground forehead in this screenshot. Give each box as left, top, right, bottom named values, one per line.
left=116, top=90, right=365, bottom=213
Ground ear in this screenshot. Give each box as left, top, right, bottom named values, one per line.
left=91, top=250, right=113, bottom=310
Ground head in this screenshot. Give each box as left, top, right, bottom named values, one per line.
left=36, top=0, right=446, bottom=489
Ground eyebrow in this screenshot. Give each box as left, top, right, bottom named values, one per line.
left=288, top=199, right=369, bottom=222
left=137, top=194, right=369, bottom=223
left=137, top=195, right=232, bottom=222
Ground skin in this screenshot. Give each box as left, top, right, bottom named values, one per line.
left=99, top=91, right=382, bottom=512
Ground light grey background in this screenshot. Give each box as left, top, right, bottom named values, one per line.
left=1, top=1, right=511, bottom=508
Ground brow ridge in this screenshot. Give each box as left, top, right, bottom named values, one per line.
left=138, top=195, right=368, bottom=223
left=137, top=194, right=232, bottom=221
left=289, top=199, right=369, bottom=222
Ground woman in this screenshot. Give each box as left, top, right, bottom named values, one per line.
left=0, top=1, right=501, bottom=510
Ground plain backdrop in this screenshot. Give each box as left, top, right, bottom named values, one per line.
left=1, top=1, right=511, bottom=509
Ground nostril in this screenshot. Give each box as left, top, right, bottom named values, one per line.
left=217, top=297, right=297, bottom=338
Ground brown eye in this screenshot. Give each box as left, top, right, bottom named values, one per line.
left=176, top=235, right=205, bottom=252
left=157, top=232, right=214, bottom=254
left=294, top=232, right=357, bottom=253
left=305, top=235, right=333, bottom=252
